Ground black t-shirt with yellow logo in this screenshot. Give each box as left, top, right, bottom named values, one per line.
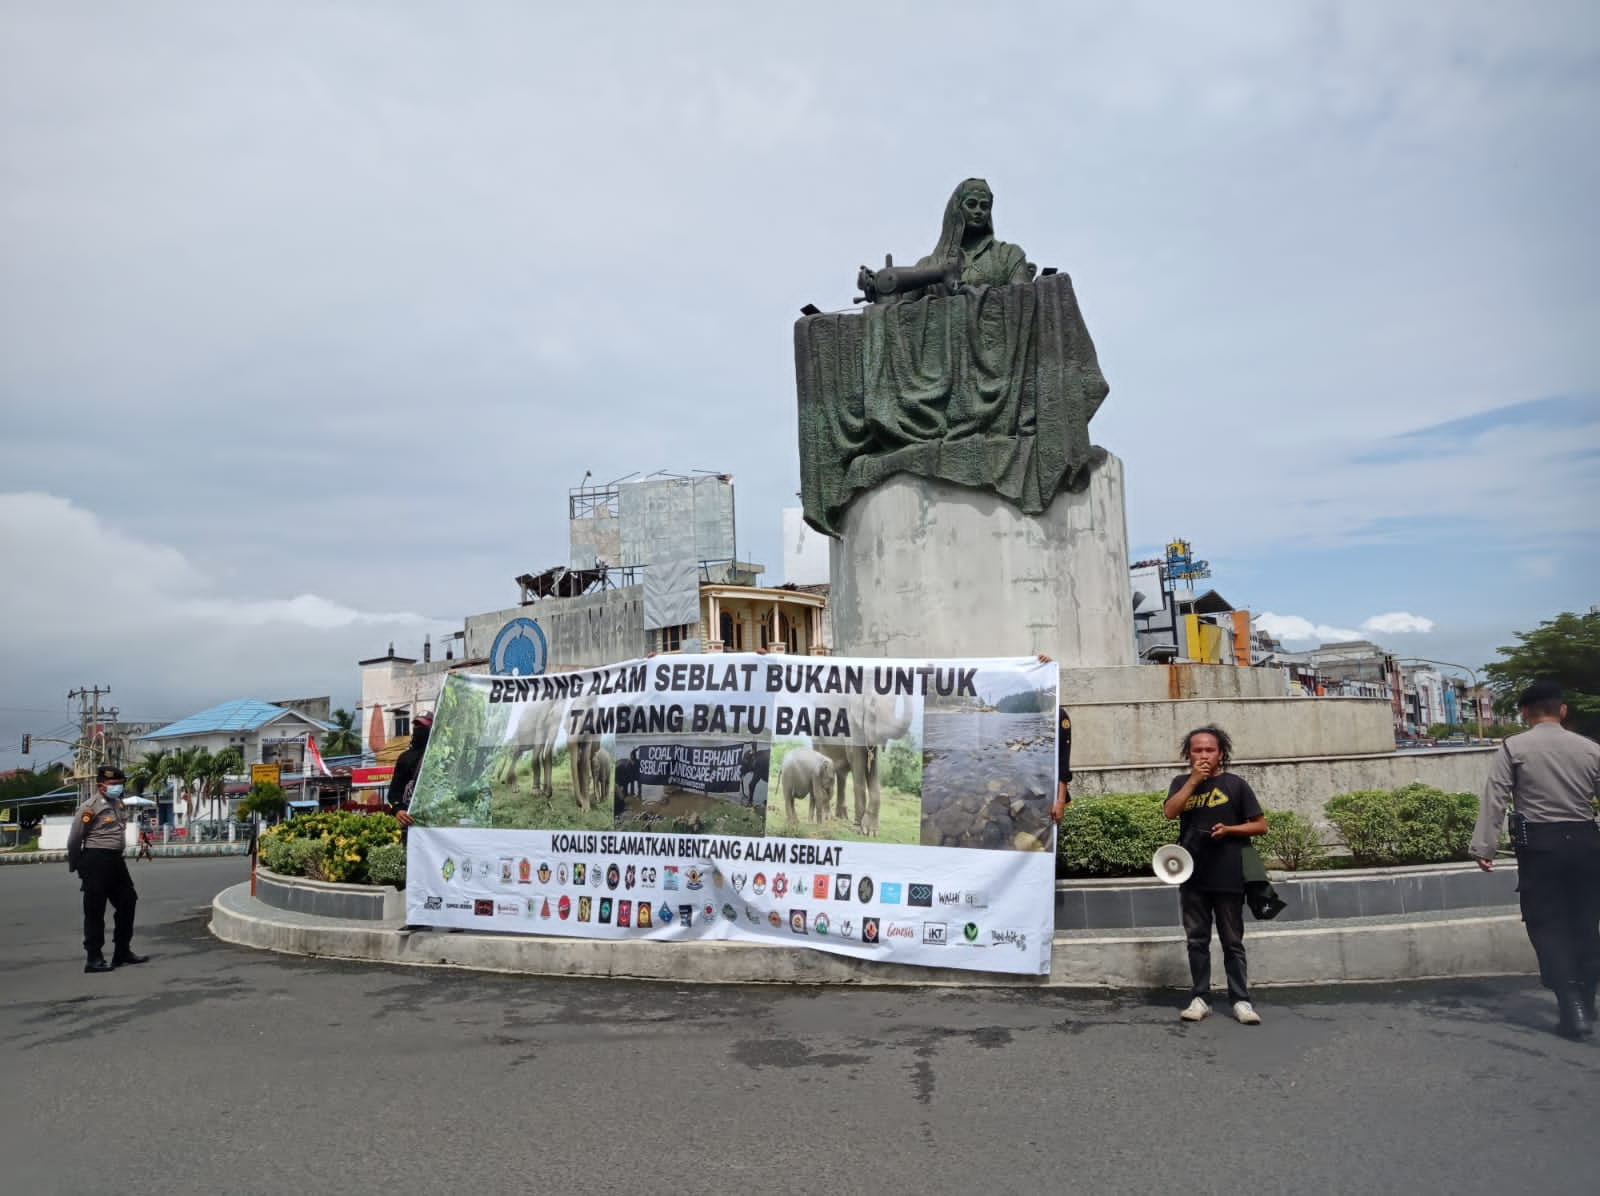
left=1166, top=771, right=1263, bottom=893
left=1056, top=708, right=1072, bottom=785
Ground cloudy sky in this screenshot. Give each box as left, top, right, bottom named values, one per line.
left=3, top=2, right=1597, bottom=771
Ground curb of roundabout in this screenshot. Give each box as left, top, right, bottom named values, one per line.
left=210, top=881, right=1538, bottom=989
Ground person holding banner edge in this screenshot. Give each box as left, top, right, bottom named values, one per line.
left=1163, top=725, right=1267, bottom=1025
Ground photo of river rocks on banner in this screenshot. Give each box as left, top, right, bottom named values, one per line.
left=764, top=691, right=924, bottom=845
left=611, top=734, right=769, bottom=838
left=919, top=667, right=1056, bottom=851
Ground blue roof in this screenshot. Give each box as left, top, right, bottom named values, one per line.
left=140, top=699, right=331, bottom=740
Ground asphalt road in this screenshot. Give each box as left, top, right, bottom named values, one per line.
left=3, top=858, right=1598, bottom=1195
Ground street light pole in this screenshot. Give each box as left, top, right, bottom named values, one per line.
left=1396, top=657, right=1485, bottom=743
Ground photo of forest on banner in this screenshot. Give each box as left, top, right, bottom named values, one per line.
left=409, top=655, right=1059, bottom=853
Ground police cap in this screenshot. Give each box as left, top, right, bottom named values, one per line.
left=96, top=764, right=127, bottom=783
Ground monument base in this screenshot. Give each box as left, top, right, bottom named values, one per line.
left=828, top=454, right=1136, bottom=665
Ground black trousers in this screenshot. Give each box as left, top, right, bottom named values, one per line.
left=1181, top=887, right=1249, bottom=1003
left=80, top=848, right=138, bottom=960
left=1516, top=821, right=1600, bottom=992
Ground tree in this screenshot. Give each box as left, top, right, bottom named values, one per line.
left=323, top=708, right=361, bottom=758
left=237, top=782, right=287, bottom=822
left=168, top=746, right=209, bottom=823
left=201, top=747, right=243, bottom=821
left=128, top=749, right=171, bottom=798
left=1484, top=610, right=1600, bottom=740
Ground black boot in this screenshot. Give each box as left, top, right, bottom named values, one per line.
left=85, top=957, right=112, bottom=974
left=111, top=949, right=149, bottom=967
left=1556, top=986, right=1591, bottom=1041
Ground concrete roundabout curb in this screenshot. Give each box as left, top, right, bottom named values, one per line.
left=210, top=880, right=1538, bottom=989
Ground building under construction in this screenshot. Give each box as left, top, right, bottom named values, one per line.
left=357, top=471, right=829, bottom=752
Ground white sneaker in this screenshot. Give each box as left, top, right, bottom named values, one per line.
left=1233, top=1000, right=1262, bottom=1025
left=1180, top=997, right=1210, bottom=1022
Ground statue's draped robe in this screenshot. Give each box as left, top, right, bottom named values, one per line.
left=795, top=272, right=1109, bottom=538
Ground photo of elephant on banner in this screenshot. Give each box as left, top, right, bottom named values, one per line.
left=765, top=689, right=924, bottom=845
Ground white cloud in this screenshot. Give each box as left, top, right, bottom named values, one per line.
left=1361, top=611, right=1436, bottom=636
left=0, top=492, right=450, bottom=762
left=1254, top=613, right=1362, bottom=644
left=1256, top=609, right=1435, bottom=644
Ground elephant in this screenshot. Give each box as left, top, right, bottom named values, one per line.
left=614, top=756, right=640, bottom=798
left=779, top=748, right=837, bottom=826
left=814, top=693, right=914, bottom=836
left=500, top=700, right=565, bottom=799
left=564, top=696, right=603, bottom=814
left=592, top=746, right=614, bottom=804
left=739, top=744, right=771, bottom=807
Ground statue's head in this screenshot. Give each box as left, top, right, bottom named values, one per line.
left=934, top=178, right=996, bottom=260
left=954, top=179, right=994, bottom=233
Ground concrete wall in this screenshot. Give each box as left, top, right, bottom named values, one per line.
left=1060, top=663, right=1288, bottom=704
left=1069, top=695, right=1396, bottom=767
left=829, top=455, right=1136, bottom=666
left=466, top=588, right=652, bottom=673
left=1071, top=746, right=1496, bottom=821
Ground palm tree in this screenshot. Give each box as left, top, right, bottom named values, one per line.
left=128, top=749, right=171, bottom=798
left=168, top=746, right=209, bottom=824
left=323, top=708, right=361, bottom=757
left=206, top=747, right=243, bottom=820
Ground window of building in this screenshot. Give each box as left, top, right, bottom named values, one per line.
left=720, top=612, right=736, bottom=651
left=656, top=624, right=690, bottom=653
left=394, top=709, right=411, bottom=737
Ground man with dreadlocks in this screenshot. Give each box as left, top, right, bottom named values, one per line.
left=1163, top=725, right=1268, bottom=1026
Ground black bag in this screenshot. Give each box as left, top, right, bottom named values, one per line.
left=1242, top=842, right=1287, bottom=920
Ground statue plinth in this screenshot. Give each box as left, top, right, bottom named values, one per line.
left=827, top=453, right=1136, bottom=666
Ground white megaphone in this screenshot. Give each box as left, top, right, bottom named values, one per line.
left=1152, top=844, right=1194, bottom=886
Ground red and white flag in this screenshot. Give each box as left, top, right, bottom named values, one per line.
left=306, top=736, right=332, bottom=777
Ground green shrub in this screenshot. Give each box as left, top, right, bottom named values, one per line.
left=258, top=811, right=400, bottom=883
left=262, top=835, right=329, bottom=880
left=1390, top=783, right=1479, bottom=864
left=1324, top=785, right=1479, bottom=866
left=1260, top=809, right=1328, bottom=871
left=1323, top=789, right=1400, bottom=865
left=1056, top=791, right=1177, bottom=877
left=366, top=842, right=407, bottom=888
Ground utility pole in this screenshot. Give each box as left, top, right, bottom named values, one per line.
left=67, top=686, right=112, bottom=805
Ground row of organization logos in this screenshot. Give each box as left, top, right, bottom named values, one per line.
left=437, top=855, right=989, bottom=912
left=417, top=890, right=1031, bottom=954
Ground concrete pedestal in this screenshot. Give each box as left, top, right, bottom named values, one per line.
left=828, top=455, right=1136, bottom=665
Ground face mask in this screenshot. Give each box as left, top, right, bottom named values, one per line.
left=106, top=785, right=125, bottom=799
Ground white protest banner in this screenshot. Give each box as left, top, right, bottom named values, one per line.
left=404, top=654, right=1057, bottom=975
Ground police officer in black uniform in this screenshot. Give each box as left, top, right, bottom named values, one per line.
left=67, top=765, right=148, bottom=974
left=1472, top=681, right=1600, bottom=1039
